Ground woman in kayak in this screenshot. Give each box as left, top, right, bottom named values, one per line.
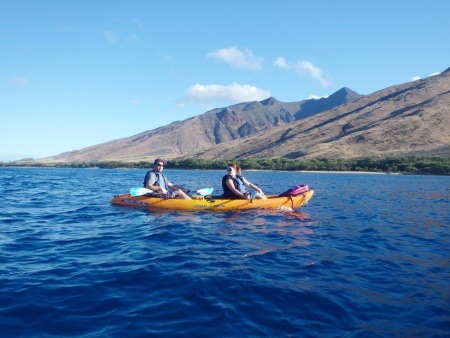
left=222, top=163, right=267, bottom=200
left=144, top=158, right=191, bottom=200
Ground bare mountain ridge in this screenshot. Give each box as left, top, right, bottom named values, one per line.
left=191, top=68, right=450, bottom=159
left=42, top=87, right=361, bottom=162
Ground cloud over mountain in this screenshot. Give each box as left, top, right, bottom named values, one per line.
left=273, top=57, right=331, bottom=86
left=179, top=83, right=271, bottom=104
left=207, top=46, right=263, bottom=71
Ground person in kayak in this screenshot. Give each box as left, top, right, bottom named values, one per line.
left=143, top=158, right=191, bottom=200
left=222, top=163, right=267, bottom=199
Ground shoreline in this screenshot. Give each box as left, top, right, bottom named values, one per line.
left=300, top=170, right=387, bottom=174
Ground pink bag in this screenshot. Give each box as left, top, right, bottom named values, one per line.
left=278, top=184, right=309, bottom=197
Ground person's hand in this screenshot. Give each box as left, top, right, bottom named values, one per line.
left=160, top=187, right=168, bottom=194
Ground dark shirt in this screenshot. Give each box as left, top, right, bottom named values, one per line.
left=221, top=175, right=246, bottom=199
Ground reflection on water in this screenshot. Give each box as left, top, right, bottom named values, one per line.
left=135, top=207, right=317, bottom=259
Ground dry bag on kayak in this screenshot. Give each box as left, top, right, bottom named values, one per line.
left=278, top=184, right=309, bottom=197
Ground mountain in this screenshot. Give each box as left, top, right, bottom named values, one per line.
left=294, top=87, right=361, bottom=119
left=39, top=68, right=450, bottom=163
left=40, top=87, right=361, bottom=163
left=191, top=68, right=450, bottom=159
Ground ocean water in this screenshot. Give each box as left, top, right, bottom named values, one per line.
left=0, top=167, right=448, bottom=337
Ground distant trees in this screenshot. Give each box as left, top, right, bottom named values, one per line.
left=167, top=156, right=450, bottom=175
left=3, top=156, right=449, bottom=175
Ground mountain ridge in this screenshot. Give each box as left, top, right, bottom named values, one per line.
left=38, top=68, right=450, bottom=163
left=41, top=87, right=362, bottom=162
left=190, top=70, right=450, bottom=159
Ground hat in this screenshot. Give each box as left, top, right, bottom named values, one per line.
left=153, top=158, right=167, bottom=166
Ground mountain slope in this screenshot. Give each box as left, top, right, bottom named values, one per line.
left=41, top=87, right=361, bottom=162
left=191, top=69, right=450, bottom=159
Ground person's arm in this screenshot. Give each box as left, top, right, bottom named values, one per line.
left=146, top=173, right=167, bottom=194
left=243, top=178, right=264, bottom=195
left=149, top=184, right=167, bottom=194
left=226, top=178, right=249, bottom=199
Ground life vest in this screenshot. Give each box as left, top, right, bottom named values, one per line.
left=235, top=175, right=246, bottom=193
left=143, top=171, right=170, bottom=190
left=222, top=175, right=246, bottom=198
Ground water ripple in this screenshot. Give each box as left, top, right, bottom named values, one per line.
left=0, top=168, right=449, bottom=336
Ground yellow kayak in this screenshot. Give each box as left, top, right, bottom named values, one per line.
left=110, top=190, right=314, bottom=212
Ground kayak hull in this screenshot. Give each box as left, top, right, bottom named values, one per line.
left=110, top=190, right=314, bottom=212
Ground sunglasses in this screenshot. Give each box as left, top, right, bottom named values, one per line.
left=226, top=167, right=233, bottom=171
left=156, top=163, right=164, bottom=167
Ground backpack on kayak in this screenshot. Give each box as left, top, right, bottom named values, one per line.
left=278, top=184, right=309, bottom=197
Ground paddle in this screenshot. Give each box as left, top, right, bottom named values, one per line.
left=130, top=187, right=213, bottom=197
left=130, top=187, right=153, bottom=196
left=194, top=188, right=214, bottom=196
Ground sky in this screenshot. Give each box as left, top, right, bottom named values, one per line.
left=1, top=0, right=449, bottom=161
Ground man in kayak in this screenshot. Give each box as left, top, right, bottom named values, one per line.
left=144, top=158, right=192, bottom=200
left=222, top=163, right=267, bottom=199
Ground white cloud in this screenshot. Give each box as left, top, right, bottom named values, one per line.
left=129, top=33, right=140, bottom=42
left=105, top=30, right=118, bottom=44
left=61, top=25, right=74, bottom=33
left=308, top=94, right=329, bottom=100
left=412, top=72, right=440, bottom=81
left=179, top=83, right=270, bottom=105
left=133, top=18, right=144, bottom=30
left=273, top=57, right=332, bottom=86
left=307, top=94, right=321, bottom=100
left=273, top=57, right=288, bottom=68
left=207, top=46, right=262, bottom=71
left=12, top=77, right=30, bottom=86
left=131, top=98, right=141, bottom=105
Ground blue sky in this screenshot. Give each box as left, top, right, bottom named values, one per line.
left=1, top=0, right=449, bottom=161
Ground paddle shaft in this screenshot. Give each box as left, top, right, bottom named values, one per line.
left=130, top=187, right=213, bottom=197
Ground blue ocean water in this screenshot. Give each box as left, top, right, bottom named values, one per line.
left=0, top=167, right=449, bottom=337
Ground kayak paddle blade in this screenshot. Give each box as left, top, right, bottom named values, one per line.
left=197, top=188, right=213, bottom=196
left=130, top=187, right=153, bottom=196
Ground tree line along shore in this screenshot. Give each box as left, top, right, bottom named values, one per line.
left=2, top=156, right=449, bottom=175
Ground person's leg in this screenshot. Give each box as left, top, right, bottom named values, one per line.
left=177, top=189, right=192, bottom=200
